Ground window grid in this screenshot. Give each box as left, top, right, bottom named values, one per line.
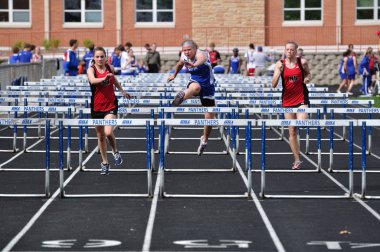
left=283, top=0, right=322, bottom=22
left=135, top=0, right=174, bottom=24
left=64, top=0, right=102, bottom=24
left=0, top=0, right=30, bottom=24
left=356, top=0, right=379, bottom=20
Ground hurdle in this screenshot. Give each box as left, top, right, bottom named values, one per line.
left=356, top=120, right=380, bottom=200
left=73, top=108, right=156, bottom=172
left=258, top=119, right=356, bottom=199
left=57, top=118, right=154, bottom=198
left=157, top=118, right=252, bottom=198
left=158, top=107, right=237, bottom=155
left=0, top=118, right=51, bottom=197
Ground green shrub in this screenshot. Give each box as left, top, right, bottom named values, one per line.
left=83, top=39, right=94, bottom=49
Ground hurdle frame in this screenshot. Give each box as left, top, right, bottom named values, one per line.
left=157, top=118, right=252, bottom=198
left=57, top=118, right=154, bottom=198
left=0, top=118, right=51, bottom=197
left=258, top=119, right=355, bottom=199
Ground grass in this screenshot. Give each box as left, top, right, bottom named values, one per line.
left=350, top=95, right=380, bottom=107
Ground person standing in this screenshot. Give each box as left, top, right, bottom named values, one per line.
left=336, top=50, right=349, bottom=93
left=227, top=48, right=242, bottom=74
left=32, top=47, right=43, bottom=63
left=8, top=47, right=20, bottom=64
left=63, top=39, right=79, bottom=76
left=87, top=46, right=131, bottom=175
left=82, top=43, right=94, bottom=72
left=245, top=43, right=255, bottom=76
left=168, top=40, right=216, bottom=155
left=252, top=46, right=272, bottom=76
left=144, top=42, right=161, bottom=73
left=19, top=43, right=33, bottom=63
left=208, top=42, right=221, bottom=68
left=344, top=49, right=357, bottom=95
left=359, top=47, right=372, bottom=96
left=272, top=41, right=312, bottom=170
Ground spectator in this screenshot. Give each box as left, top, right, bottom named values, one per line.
left=63, top=39, right=79, bottom=76
left=359, top=47, right=372, bottom=96
left=32, top=46, right=43, bottom=63
left=369, top=49, right=379, bottom=94
left=108, top=45, right=123, bottom=75
left=252, top=46, right=272, bottom=76
left=337, top=50, right=349, bottom=93
left=208, top=42, right=221, bottom=68
left=227, top=48, right=242, bottom=74
left=297, top=48, right=304, bottom=58
left=82, top=43, right=94, bottom=72
left=19, top=43, right=33, bottom=63
left=245, top=43, right=255, bottom=76
left=9, top=47, right=20, bottom=64
left=144, top=42, right=161, bottom=73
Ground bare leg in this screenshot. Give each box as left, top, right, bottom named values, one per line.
left=95, top=125, right=108, bottom=164
left=203, top=112, right=215, bottom=142
left=172, top=82, right=201, bottom=106
left=104, top=114, right=118, bottom=154
left=285, top=105, right=308, bottom=162
left=337, top=79, right=347, bottom=92
left=347, top=79, right=354, bottom=93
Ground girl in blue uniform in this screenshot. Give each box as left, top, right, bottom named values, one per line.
left=345, top=50, right=357, bottom=95
left=168, top=40, right=216, bottom=156
left=359, top=47, right=372, bottom=95
left=227, top=48, right=242, bottom=74
left=337, top=50, right=349, bottom=93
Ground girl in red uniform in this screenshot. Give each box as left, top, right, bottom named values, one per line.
left=271, top=41, right=312, bottom=170
left=87, top=47, right=130, bottom=175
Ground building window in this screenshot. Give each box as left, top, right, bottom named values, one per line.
left=135, top=0, right=174, bottom=25
left=64, top=0, right=102, bottom=24
left=0, top=0, right=30, bottom=24
left=356, top=0, right=380, bottom=20
left=283, top=0, right=322, bottom=22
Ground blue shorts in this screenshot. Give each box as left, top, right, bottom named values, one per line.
left=347, top=74, right=355, bottom=80
left=187, top=80, right=215, bottom=106
left=340, top=73, right=347, bottom=80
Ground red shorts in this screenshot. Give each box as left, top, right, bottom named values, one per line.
left=247, top=68, right=255, bottom=76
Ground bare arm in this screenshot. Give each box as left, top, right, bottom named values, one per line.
left=227, top=57, right=231, bottom=74
left=271, top=61, right=283, bottom=88
left=353, top=56, right=358, bottom=72
left=87, top=67, right=108, bottom=85
left=301, top=58, right=311, bottom=84
left=167, top=59, right=185, bottom=82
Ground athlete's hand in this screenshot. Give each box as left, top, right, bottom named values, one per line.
left=121, top=90, right=131, bottom=99
left=167, top=74, right=176, bottom=82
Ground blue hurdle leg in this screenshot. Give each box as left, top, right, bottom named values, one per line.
left=361, top=122, right=367, bottom=198
left=45, top=120, right=50, bottom=197
left=59, top=121, right=65, bottom=198
left=260, top=122, right=266, bottom=198
left=159, top=121, right=165, bottom=197
left=348, top=122, right=354, bottom=198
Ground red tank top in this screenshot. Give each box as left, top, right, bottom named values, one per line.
left=209, top=51, right=218, bottom=64
left=92, top=66, right=116, bottom=112
left=281, top=58, right=309, bottom=107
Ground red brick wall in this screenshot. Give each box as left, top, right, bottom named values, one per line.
left=121, top=0, right=192, bottom=48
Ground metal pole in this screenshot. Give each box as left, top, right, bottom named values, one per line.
left=328, top=110, right=334, bottom=172
left=348, top=122, right=354, bottom=198
left=159, top=121, right=165, bottom=197
left=260, top=122, right=266, bottom=198
left=59, top=121, right=65, bottom=198
left=361, top=122, right=366, bottom=198
left=45, top=119, right=50, bottom=197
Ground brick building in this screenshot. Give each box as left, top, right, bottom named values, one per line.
left=0, top=0, right=378, bottom=49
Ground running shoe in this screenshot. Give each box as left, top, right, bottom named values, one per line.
left=291, top=160, right=302, bottom=170
left=100, top=163, right=110, bottom=175
left=346, top=91, right=354, bottom=96
left=336, top=90, right=341, bottom=93
left=172, top=91, right=185, bottom=106
left=197, top=136, right=207, bottom=156
left=113, top=152, right=123, bottom=166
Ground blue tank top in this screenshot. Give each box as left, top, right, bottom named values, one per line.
left=182, top=50, right=215, bottom=86
left=230, top=56, right=240, bottom=74
left=346, top=56, right=355, bottom=75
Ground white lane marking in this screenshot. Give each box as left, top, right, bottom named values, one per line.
left=141, top=172, right=161, bottom=252
left=222, top=134, right=286, bottom=252
left=271, top=127, right=380, bottom=221
left=1, top=147, right=98, bottom=252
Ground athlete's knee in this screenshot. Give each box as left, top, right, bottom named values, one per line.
left=288, top=126, right=297, bottom=136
